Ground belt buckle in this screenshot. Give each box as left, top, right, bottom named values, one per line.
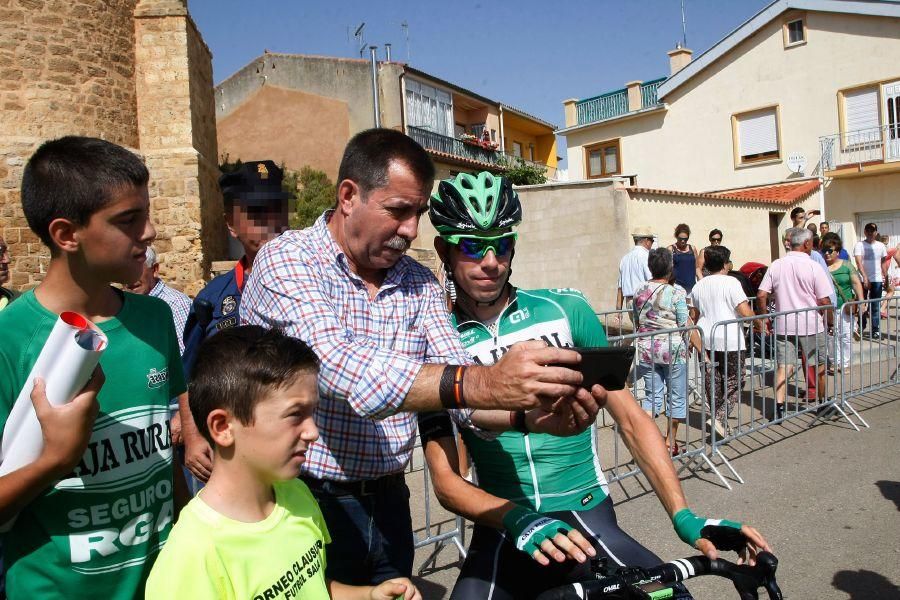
left=359, top=479, right=373, bottom=496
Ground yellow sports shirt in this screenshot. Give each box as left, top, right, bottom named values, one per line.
left=146, top=479, right=331, bottom=599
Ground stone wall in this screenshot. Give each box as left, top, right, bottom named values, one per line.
left=1, top=0, right=222, bottom=295
left=134, top=0, right=224, bottom=296
left=0, top=0, right=140, bottom=289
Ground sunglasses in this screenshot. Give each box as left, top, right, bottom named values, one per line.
left=677, top=237, right=689, bottom=242
left=449, top=233, right=517, bottom=260
left=822, top=248, right=837, bottom=255
left=710, top=237, right=723, bottom=243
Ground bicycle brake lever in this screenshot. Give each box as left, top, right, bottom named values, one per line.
left=757, top=553, right=783, bottom=600
left=723, top=552, right=781, bottom=600
left=764, top=578, right=784, bottom=600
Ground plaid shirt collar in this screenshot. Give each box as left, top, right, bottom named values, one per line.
left=313, top=210, right=410, bottom=292
left=149, top=279, right=166, bottom=297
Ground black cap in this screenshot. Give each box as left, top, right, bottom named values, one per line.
left=219, top=160, right=291, bottom=208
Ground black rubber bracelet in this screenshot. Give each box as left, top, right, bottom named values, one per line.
left=439, top=365, right=457, bottom=409
left=512, top=410, right=529, bottom=434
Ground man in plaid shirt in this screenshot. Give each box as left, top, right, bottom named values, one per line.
left=126, top=245, right=191, bottom=354
left=240, top=128, right=590, bottom=586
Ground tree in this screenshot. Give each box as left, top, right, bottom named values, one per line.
left=501, top=158, right=547, bottom=186
left=289, top=166, right=336, bottom=230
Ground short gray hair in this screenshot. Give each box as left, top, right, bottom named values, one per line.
left=787, top=227, right=812, bottom=248
left=144, top=246, right=158, bottom=269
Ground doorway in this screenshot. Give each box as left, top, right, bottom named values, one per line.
left=769, top=212, right=785, bottom=261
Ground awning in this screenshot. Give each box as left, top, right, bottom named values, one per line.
left=710, top=179, right=821, bottom=205
left=628, top=179, right=821, bottom=206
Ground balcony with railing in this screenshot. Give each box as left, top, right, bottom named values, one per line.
left=407, top=125, right=551, bottom=176
left=576, top=89, right=628, bottom=126
left=640, top=78, right=665, bottom=110
left=819, top=123, right=900, bottom=175
left=575, top=77, right=666, bottom=126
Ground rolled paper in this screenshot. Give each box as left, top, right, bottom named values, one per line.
left=0, top=312, right=107, bottom=478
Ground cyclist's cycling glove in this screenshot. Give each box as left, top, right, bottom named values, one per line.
left=503, top=505, right=571, bottom=557
left=672, top=508, right=742, bottom=548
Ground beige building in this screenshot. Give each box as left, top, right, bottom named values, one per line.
left=215, top=54, right=559, bottom=184
left=0, top=0, right=225, bottom=295
left=560, top=0, right=900, bottom=258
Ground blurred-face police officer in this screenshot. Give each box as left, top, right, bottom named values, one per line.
left=179, top=160, right=290, bottom=483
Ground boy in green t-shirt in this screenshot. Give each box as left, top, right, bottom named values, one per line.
left=146, top=325, right=420, bottom=600
left=0, top=136, right=187, bottom=599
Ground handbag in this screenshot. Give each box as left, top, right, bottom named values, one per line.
left=636, top=284, right=687, bottom=365
left=829, top=266, right=857, bottom=315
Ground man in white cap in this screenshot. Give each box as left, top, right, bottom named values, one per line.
left=617, top=226, right=655, bottom=315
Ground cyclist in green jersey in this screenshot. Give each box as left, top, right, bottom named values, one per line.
left=419, top=171, right=771, bottom=600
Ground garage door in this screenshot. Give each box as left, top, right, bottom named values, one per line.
left=857, top=210, right=900, bottom=249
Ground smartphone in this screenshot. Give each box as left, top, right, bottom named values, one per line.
left=553, top=346, right=635, bottom=391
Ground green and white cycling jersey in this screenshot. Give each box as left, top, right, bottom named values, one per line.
left=453, top=287, right=610, bottom=513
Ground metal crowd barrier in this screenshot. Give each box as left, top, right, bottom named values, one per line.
left=596, top=308, right=633, bottom=336
left=839, top=296, right=900, bottom=409
left=406, top=439, right=467, bottom=574
left=601, top=325, right=734, bottom=489
left=704, top=298, right=900, bottom=486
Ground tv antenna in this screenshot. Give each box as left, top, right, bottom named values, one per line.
left=353, top=22, right=367, bottom=58
left=401, top=20, right=410, bottom=62
left=680, top=0, right=688, bottom=48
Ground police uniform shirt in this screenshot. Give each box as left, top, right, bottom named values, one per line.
left=181, top=257, right=248, bottom=379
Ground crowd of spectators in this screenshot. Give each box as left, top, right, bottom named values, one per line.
left=617, top=212, right=899, bottom=429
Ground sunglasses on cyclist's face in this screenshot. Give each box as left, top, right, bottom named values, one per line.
left=449, top=233, right=517, bottom=260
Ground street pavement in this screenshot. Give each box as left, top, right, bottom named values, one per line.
left=407, top=389, right=900, bottom=599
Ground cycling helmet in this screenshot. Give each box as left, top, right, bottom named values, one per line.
left=429, top=171, right=522, bottom=239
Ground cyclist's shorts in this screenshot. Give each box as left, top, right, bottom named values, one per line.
left=450, top=496, right=693, bottom=600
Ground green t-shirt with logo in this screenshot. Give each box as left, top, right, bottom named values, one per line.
left=454, top=288, right=610, bottom=513
left=0, top=289, right=186, bottom=599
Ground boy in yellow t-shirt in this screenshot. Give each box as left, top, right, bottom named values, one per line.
left=146, top=326, right=420, bottom=600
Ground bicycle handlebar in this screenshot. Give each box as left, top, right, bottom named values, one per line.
left=534, top=552, right=782, bottom=600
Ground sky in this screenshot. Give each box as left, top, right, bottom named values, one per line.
left=189, top=0, right=773, bottom=165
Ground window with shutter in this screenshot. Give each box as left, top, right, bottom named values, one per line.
left=842, top=87, right=881, bottom=149
left=844, top=87, right=880, bottom=133
left=405, top=78, right=454, bottom=137
left=734, top=108, right=780, bottom=164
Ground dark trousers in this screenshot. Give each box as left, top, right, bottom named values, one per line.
left=862, top=282, right=883, bottom=333
left=302, top=474, right=414, bottom=586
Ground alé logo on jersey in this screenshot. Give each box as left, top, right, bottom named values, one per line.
left=508, top=307, right=529, bottom=324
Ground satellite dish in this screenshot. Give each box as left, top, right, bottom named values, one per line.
left=787, top=153, right=807, bottom=174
